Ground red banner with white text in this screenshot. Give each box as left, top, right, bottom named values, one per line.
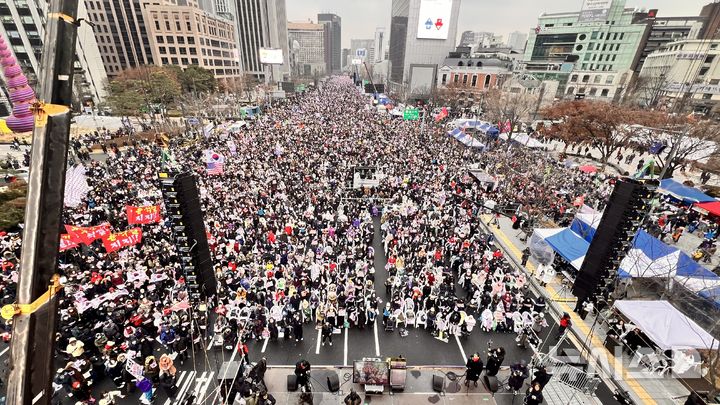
left=127, top=205, right=161, bottom=225
left=102, top=228, right=143, bottom=253
left=64, top=223, right=112, bottom=245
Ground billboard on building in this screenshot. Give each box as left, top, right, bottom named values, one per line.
left=416, top=0, right=452, bottom=40
left=578, top=0, right=612, bottom=23
left=259, top=48, right=284, bottom=65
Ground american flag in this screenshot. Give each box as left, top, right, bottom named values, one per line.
left=206, top=150, right=225, bottom=175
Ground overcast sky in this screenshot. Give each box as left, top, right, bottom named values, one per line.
left=286, top=0, right=708, bottom=48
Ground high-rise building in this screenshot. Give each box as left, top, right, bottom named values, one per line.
left=388, top=0, right=462, bottom=90
left=236, top=0, right=290, bottom=81
left=640, top=39, right=720, bottom=116
left=374, top=27, right=387, bottom=62
left=459, top=31, right=503, bottom=50
left=142, top=2, right=242, bottom=81
left=84, top=0, right=155, bottom=77
left=288, top=22, right=325, bottom=77
left=341, top=48, right=350, bottom=70
left=633, top=12, right=703, bottom=75
left=351, top=39, right=375, bottom=64
left=318, top=13, right=341, bottom=73
left=507, top=31, right=528, bottom=52
left=0, top=0, right=107, bottom=107
left=215, top=0, right=230, bottom=14
left=523, top=0, right=649, bottom=101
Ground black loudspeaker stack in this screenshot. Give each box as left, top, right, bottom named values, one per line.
left=287, top=374, right=298, bottom=391
left=159, top=171, right=217, bottom=301
left=572, top=178, right=657, bottom=302
left=432, top=375, right=444, bottom=392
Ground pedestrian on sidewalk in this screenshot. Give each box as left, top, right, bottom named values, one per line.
left=521, top=248, right=530, bottom=266
left=555, top=313, right=572, bottom=340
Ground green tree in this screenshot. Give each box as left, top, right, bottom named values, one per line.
left=107, top=66, right=182, bottom=116
left=174, top=65, right=217, bottom=94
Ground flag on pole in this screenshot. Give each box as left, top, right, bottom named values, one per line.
left=434, top=107, right=448, bottom=122
left=205, top=150, right=225, bottom=175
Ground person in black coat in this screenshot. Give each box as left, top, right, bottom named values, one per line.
left=525, top=383, right=544, bottom=405
left=295, top=359, right=311, bottom=388
left=530, top=366, right=551, bottom=390
left=465, top=353, right=484, bottom=386
left=293, top=317, right=304, bottom=342
left=485, top=347, right=505, bottom=376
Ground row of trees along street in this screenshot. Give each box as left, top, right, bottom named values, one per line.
left=105, top=65, right=261, bottom=122
left=541, top=100, right=720, bottom=178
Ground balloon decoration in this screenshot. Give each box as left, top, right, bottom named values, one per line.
left=0, top=36, right=36, bottom=133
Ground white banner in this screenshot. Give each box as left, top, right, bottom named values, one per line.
left=578, top=0, right=612, bottom=23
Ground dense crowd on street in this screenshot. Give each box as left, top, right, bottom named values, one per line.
left=0, top=76, right=624, bottom=404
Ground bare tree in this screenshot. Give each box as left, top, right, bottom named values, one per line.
left=626, top=69, right=671, bottom=109
left=484, top=88, right=537, bottom=142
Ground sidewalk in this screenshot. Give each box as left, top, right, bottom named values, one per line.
left=481, top=214, right=693, bottom=405
left=261, top=366, right=503, bottom=405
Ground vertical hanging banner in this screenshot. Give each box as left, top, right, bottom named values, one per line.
left=127, top=205, right=161, bottom=225
left=102, top=228, right=143, bottom=253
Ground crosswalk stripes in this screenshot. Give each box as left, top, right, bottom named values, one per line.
left=162, top=370, right=217, bottom=405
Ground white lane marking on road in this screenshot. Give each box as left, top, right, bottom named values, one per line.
left=374, top=320, right=380, bottom=356
left=196, top=371, right=215, bottom=402
left=315, top=328, right=322, bottom=354
left=261, top=337, right=269, bottom=353
left=343, top=328, right=349, bottom=366
left=206, top=337, right=214, bottom=351
left=191, top=371, right=208, bottom=399
left=0, top=346, right=9, bottom=357
left=454, top=334, right=467, bottom=364
left=175, top=370, right=196, bottom=404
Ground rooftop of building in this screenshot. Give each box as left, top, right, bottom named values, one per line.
left=288, top=22, right=324, bottom=31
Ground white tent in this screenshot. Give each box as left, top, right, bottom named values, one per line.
left=614, top=300, right=719, bottom=350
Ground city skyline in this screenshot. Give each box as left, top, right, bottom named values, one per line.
left=287, top=0, right=705, bottom=48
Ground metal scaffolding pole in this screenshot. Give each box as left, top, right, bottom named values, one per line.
left=6, top=0, right=79, bottom=403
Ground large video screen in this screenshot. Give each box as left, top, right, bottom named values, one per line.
left=353, top=360, right=389, bottom=385
left=259, top=48, right=284, bottom=65
left=416, top=0, right=452, bottom=40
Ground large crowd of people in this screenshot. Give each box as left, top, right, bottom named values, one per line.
left=0, top=76, right=623, bottom=404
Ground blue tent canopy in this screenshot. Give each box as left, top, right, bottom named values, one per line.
left=534, top=228, right=589, bottom=270
left=447, top=128, right=485, bottom=149
left=659, top=179, right=716, bottom=203
left=699, top=286, right=720, bottom=308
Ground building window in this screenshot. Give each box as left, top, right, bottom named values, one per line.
left=453, top=74, right=459, bottom=83
left=703, top=93, right=713, bottom=100
left=589, top=88, right=597, bottom=96
left=566, top=86, right=575, bottom=95
left=156, top=36, right=164, bottom=44
left=582, top=75, right=590, bottom=83
left=591, top=31, right=598, bottom=39
left=700, top=67, right=710, bottom=76
left=462, top=74, right=468, bottom=84
left=166, top=36, right=174, bottom=44
left=594, top=75, right=602, bottom=83
left=171, top=58, right=178, bottom=64
left=161, top=57, right=168, bottom=64
left=606, top=75, right=614, bottom=84
left=155, top=20, right=160, bottom=30
left=601, top=89, right=609, bottom=97
left=442, top=74, right=447, bottom=85
left=176, top=21, right=181, bottom=31
left=578, top=34, right=586, bottom=41
left=570, top=74, right=578, bottom=82
left=575, top=44, right=583, bottom=51
left=159, top=46, right=166, bottom=54
left=484, top=75, right=491, bottom=88
left=168, top=47, right=176, bottom=54
left=165, top=21, right=170, bottom=30
left=178, top=37, right=185, bottom=44
left=181, top=58, right=188, bottom=65
left=187, top=37, right=195, bottom=45
left=705, top=55, right=715, bottom=64
left=187, top=21, right=192, bottom=31
left=711, top=44, right=718, bottom=50
left=191, top=58, right=199, bottom=64
left=471, top=74, right=478, bottom=87
left=619, top=33, right=624, bottom=40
